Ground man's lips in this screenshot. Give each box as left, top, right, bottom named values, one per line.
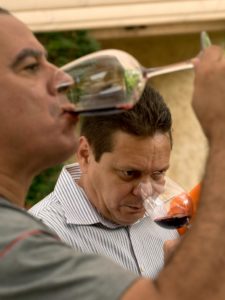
left=62, top=103, right=79, bottom=120
left=62, top=110, right=79, bottom=125
left=126, top=204, right=144, bottom=210
left=62, top=103, right=77, bottom=113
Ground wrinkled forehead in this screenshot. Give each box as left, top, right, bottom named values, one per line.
left=0, top=14, right=44, bottom=64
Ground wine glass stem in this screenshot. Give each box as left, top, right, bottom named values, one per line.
left=143, top=59, right=194, bottom=79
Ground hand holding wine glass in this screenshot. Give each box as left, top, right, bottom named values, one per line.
left=140, top=177, right=193, bottom=229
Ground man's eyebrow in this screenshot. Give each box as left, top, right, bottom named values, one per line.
left=10, top=48, right=48, bottom=69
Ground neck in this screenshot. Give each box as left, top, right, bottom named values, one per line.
left=0, top=172, right=31, bottom=208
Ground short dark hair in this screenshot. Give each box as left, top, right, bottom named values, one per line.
left=0, top=7, right=10, bottom=15
left=80, top=84, right=172, bottom=161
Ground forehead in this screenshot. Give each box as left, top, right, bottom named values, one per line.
left=112, top=130, right=171, bottom=151
left=0, top=14, right=44, bottom=64
left=107, top=131, right=171, bottom=169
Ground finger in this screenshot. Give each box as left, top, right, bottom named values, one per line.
left=198, top=46, right=223, bottom=64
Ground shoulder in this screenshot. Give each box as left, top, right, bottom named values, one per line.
left=0, top=205, right=138, bottom=300
left=0, top=199, right=57, bottom=243
left=29, top=192, right=65, bottom=229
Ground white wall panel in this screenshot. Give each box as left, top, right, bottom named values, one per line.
left=0, top=0, right=224, bottom=33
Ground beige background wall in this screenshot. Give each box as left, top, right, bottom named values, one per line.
left=98, top=31, right=225, bottom=190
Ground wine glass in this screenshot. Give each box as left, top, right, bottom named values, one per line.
left=140, top=177, right=193, bottom=229
left=60, top=31, right=211, bottom=116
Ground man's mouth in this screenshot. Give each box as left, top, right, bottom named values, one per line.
left=127, top=204, right=145, bottom=211
left=62, top=104, right=79, bottom=121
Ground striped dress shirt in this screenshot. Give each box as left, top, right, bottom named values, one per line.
left=29, top=163, right=179, bottom=278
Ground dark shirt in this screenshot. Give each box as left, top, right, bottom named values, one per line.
left=0, top=198, right=137, bottom=300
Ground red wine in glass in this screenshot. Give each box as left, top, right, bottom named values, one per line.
left=140, top=178, right=193, bottom=229
left=154, top=215, right=191, bottom=229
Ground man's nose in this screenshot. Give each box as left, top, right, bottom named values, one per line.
left=133, top=181, right=154, bottom=198
left=48, top=66, right=74, bottom=96
left=134, top=181, right=165, bottom=200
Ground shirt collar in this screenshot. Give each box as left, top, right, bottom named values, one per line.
left=54, top=163, right=122, bottom=228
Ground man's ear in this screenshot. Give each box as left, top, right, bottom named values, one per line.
left=76, top=136, right=91, bottom=173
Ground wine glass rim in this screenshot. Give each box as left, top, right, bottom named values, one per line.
left=60, top=49, right=137, bottom=72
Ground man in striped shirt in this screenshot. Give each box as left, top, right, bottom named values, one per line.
left=30, top=85, right=179, bottom=278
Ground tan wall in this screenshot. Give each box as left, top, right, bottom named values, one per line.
left=98, top=31, right=225, bottom=191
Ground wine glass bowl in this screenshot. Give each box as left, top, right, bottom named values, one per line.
left=61, top=31, right=211, bottom=115
left=61, top=50, right=145, bottom=115
left=140, top=177, right=193, bottom=229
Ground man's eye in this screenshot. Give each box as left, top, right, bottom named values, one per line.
left=24, top=63, right=39, bottom=72
left=119, top=170, right=140, bottom=180
left=152, top=171, right=166, bottom=182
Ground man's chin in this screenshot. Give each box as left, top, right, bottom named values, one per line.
left=118, top=211, right=145, bottom=226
